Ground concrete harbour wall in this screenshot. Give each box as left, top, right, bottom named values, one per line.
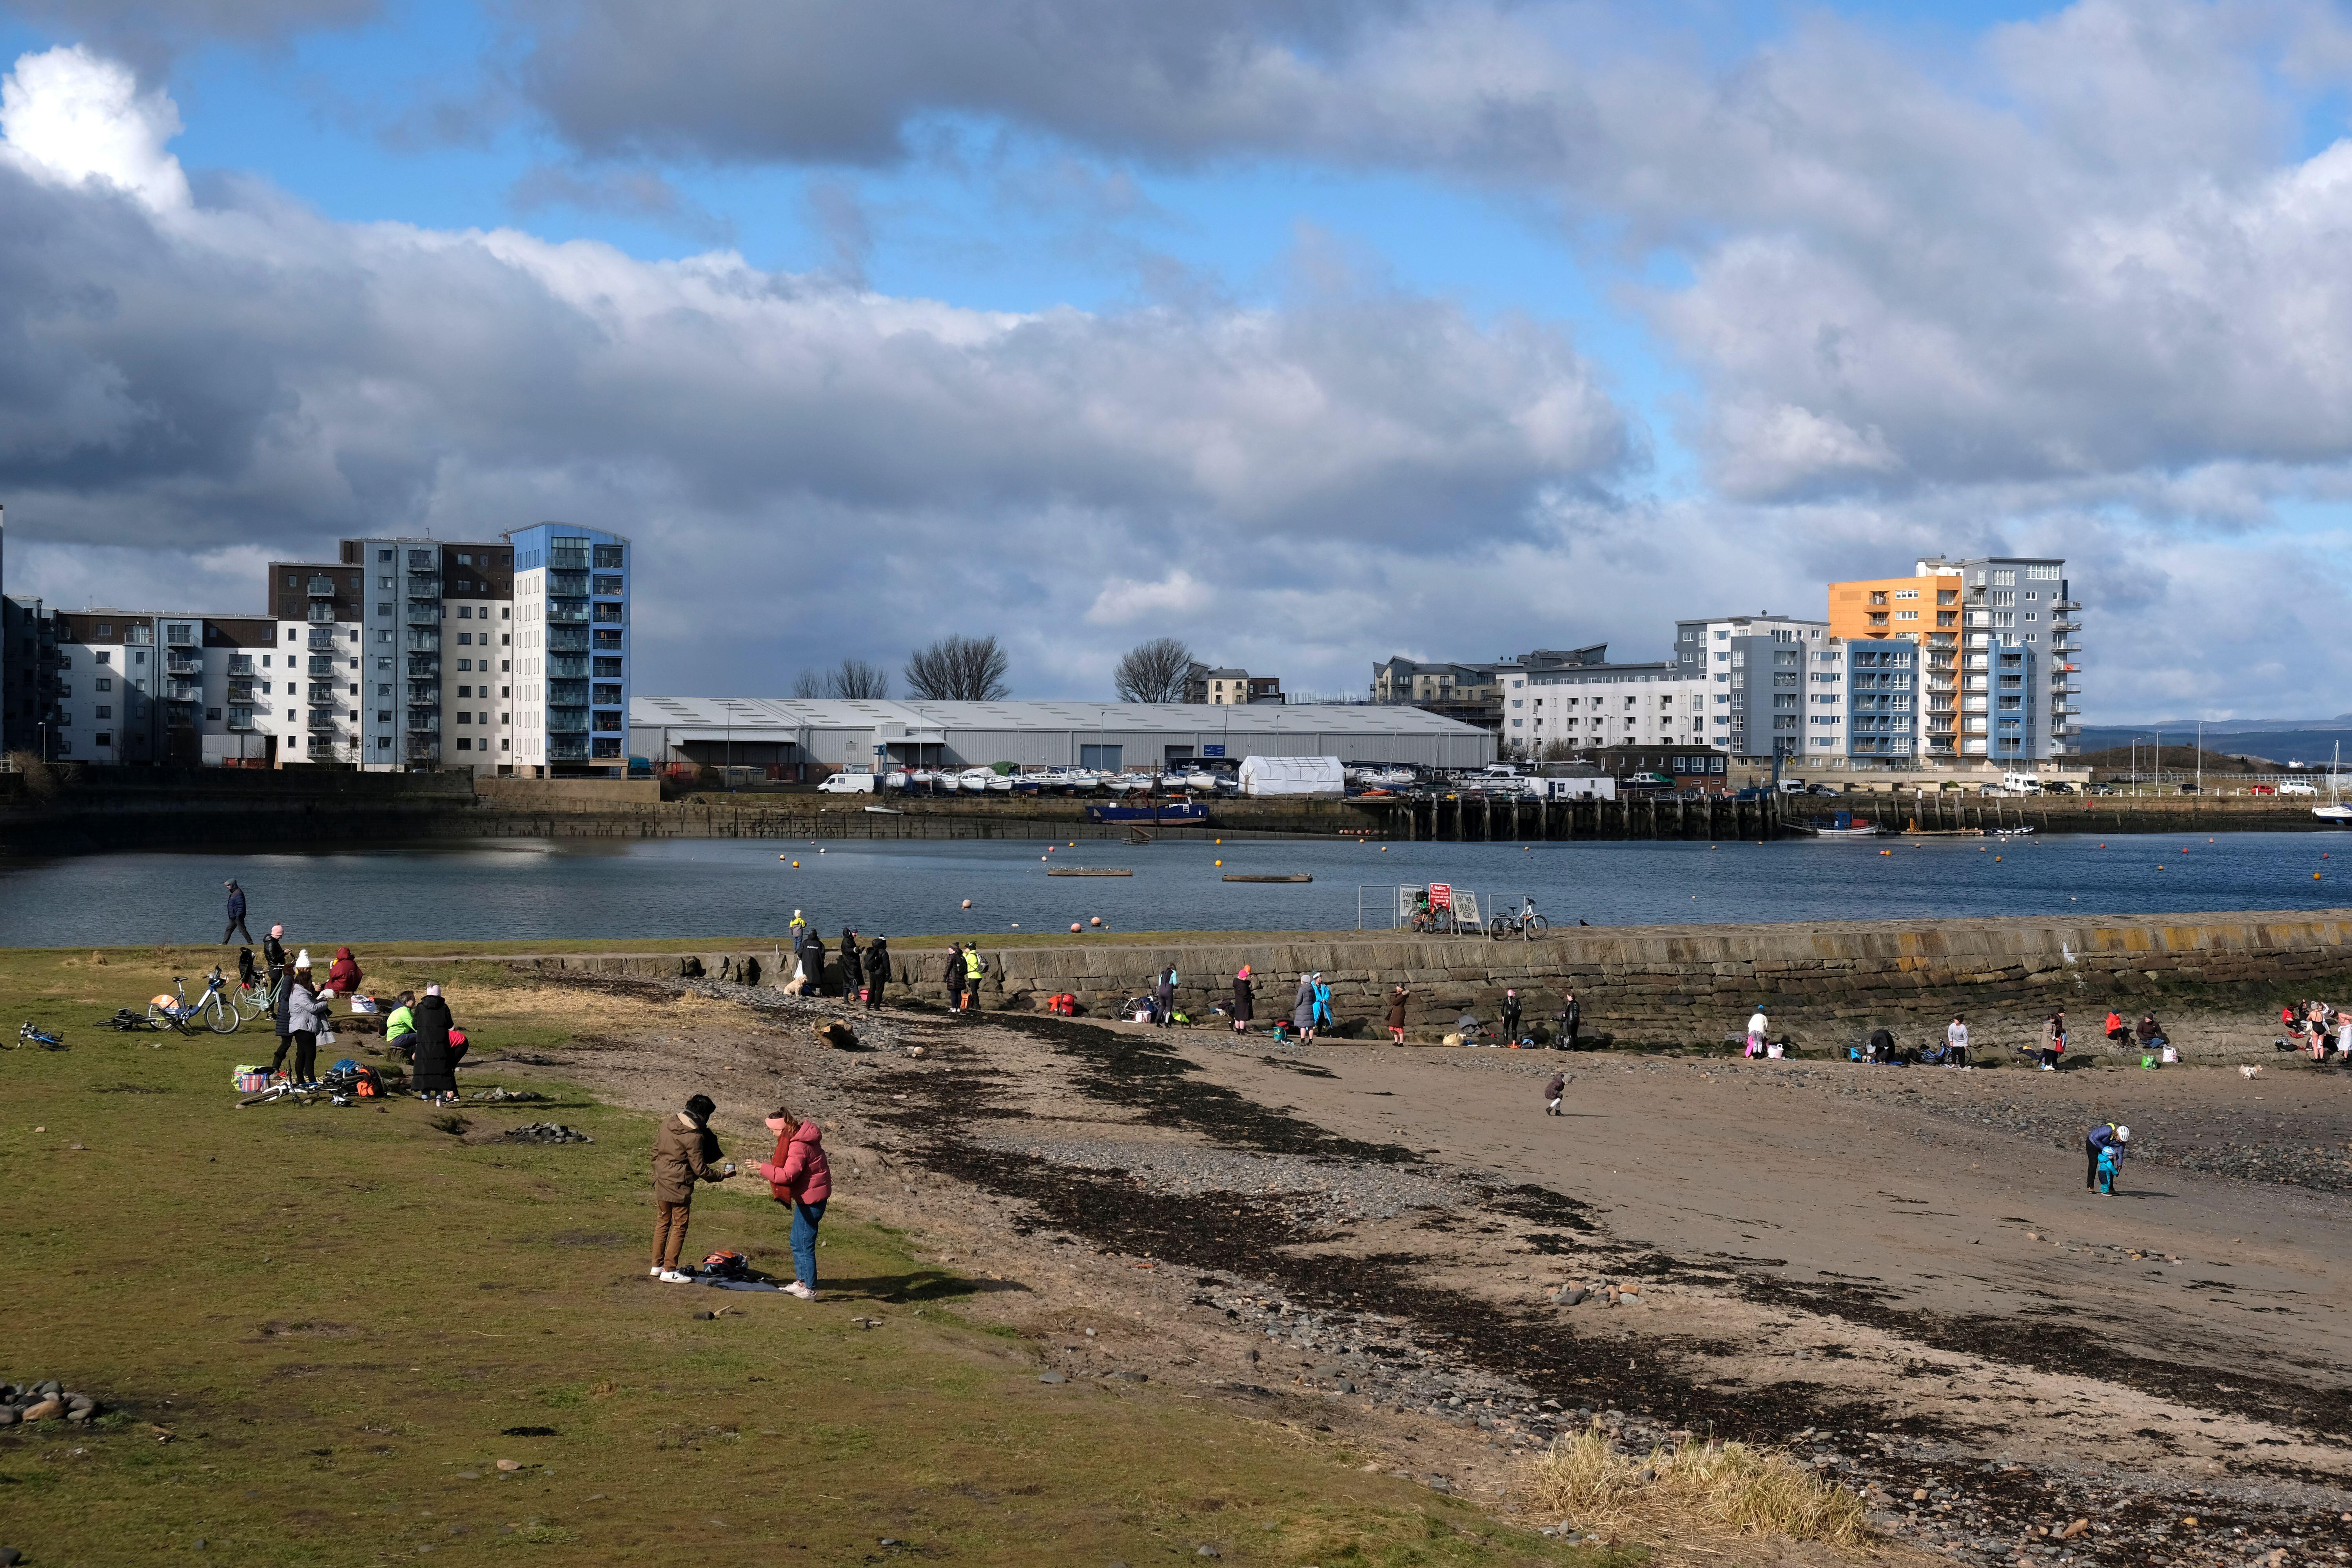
left=492, top=909, right=2352, bottom=1062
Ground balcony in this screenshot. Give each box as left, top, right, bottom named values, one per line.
left=406, top=706, right=441, bottom=731
left=405, top=630, right=441, bottom=653
left=406, top=737, right=441, bottom=764
left=548, top=570, right=589, bottom=595
left=546, top=599, right=590, bottom=624
left=306, top=711, right=341, bottom=734
left=593, top=712, right=622, bottom=732
left=548, top=679, right=588, bottom=705
left=308, top=575, right=337, bottom=598
left=164, top=651, right=203, bottom=675
left=405, top=572, right=440, bottom=597
left=166, top=680, right=203, bottom=702
left=406, top=603, right=441, bottom=626
left=547, top=626, right=589, bottom=652
left=225, top=681, right=255, bottom=703
left=2052, top=618, right=2082, bottom=633
left=550, top=546, right=590, bottom=571
left=548, top=739, right=590, bottom=762
left=547, top=706, right=590, bottom=735
left=591, top=603, right=624, bottom=624
left=591, top=629, right=622, bottom=651
left=405, top=654, right=440, bottom=679
left=2054, top=599, right=2080, bottom=612
left=307, top=603, right=338, bottom=624
left=226, top=711, right=256, bottom=732
left=548, top=653, right=590, bottom=678
left=308, top=629, right=339, bottom=650
left=408, top=680, right=439, bottom=702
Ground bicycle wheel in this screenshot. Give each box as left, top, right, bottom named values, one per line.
left=1524, top=915, right=1549, bottom=939
left=206, top=996, right=240, bottom=1034
left=1488, top=919, right=1510, bottom=942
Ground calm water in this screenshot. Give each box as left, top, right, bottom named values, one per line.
left=0, top=831, right=2344, bottom=948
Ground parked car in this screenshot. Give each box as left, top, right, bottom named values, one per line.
left=2249, top=784, right=2278, bottom=797
left=2178, top=783, right=2201, bottom=794
left=2085, top=784, right=2116, bottom=795
left=2279, top=780, right=2319, bottom=797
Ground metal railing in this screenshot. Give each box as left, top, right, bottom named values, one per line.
left=308, top=576, right=337, bottom=597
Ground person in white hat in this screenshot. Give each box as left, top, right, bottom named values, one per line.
left=2086, top=1121, right=2130, bottom=1191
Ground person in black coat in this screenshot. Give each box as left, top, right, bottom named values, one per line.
left=840, top=929, right=862, bottom=995
left=1230, top=966, right=1254, bottom=1035
left=944, top=943, right=965, bottom=1012
left=864, top=936, right=889, bottom=1011
left=802, top=933, right=828, bottom=998
left=1553, top=991, right=1581, bottom=1051
left=408, top=986, right=461, bottom=1105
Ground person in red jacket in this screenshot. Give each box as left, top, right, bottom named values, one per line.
left=756, top=1104, right=832, bottom=1300
left=327, top=946, right=363, bottom=998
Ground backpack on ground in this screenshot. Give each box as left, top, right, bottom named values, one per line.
left=701, top=1250, right=749, bottom=1279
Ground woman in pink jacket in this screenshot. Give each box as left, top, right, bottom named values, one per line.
left=756, top=1104, right=832, bottom=1301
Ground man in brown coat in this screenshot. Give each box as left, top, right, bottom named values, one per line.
left=651, top=1093, right=733, bottom=1281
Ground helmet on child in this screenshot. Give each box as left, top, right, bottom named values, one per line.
left=2115, top=1126, right=2131, bottom=1142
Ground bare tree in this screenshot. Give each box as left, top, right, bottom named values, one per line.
left=904, top=634, right=1011, bottom=701
left=1114, top=637, right=1194, bottom=703
left=789, top=669, right=826, bottom=699
left=824, top=659, right=891, bottom=699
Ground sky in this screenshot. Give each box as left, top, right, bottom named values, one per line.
left=1, top=1, right=2350, bottom=720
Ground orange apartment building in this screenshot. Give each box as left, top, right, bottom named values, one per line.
left=1829, top=556, right=2078, bottom=764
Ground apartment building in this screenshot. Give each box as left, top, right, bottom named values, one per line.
left=1829, top=555, right=2077, bottom=761
left=14, top=522, right=627, bottom=775
left=1667, top=614, right=1833, bottom=760
left=1181, top=666, right=1285, bottom=705
left=1500, top=646, right=1708, bottom=755
left=510, top=523, right=631, bottom=773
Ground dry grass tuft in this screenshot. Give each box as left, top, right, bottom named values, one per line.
left=1519, top=1423, right=1869, bottom=1547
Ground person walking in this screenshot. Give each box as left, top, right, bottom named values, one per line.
left=944, top=943, right=966, bottom=1012
left=1544, top=1069, right=1571, bottom=1116
left=1746, top=1005, right=1769, bottom=1059
left=1154, top=965, right=1176, bottom=1027
left=2039, top=1010, right=2067, bottom=1071
left=755, top=1102, right=832, bottom=1300
left=1230, top=965, right=1255, bottom=1035
left=221, top=880, right=253, bottom=945
left=1501, top=989, right=1523, bottom=1045
left=272, top=964, right=326, bottom=1087
left=1292, top=973, right=1318, bottom=1043
left=1555, top=989, right=1581, bottom=1051
left=1945, top=1014, right=1969, bottom=1067
left=962, top=944, right=986, bottom=1011
left=408, top=984, right=463, bottom=1106
left=1386, top=983, right=1409, bottom=1045
left=651, top=1093, right=735, bottom=1282
left=839, top=929, right=862, bottom=1001
left=863, top=936, right=890, bottom=1011
left=2084, top=1121, right=2130, bottom=1192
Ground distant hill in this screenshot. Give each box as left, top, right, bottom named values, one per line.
left=2075, top=726, right=2352, bottom=766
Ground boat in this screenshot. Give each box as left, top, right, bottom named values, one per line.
left=986, top=773, right=1014, bottom=793
left=1993, top=825, right=2036, bottom=837
left=862, top=805, right=903, bottom=815
left=1106, top=773, right=1148, bottom=794
left=958, top=768, right=998, bottom=792
left=1807, top=810, right=1882, bottom=838
left=1047, top=866, right=1134, bottom=877
left=2316, top=804, right=2352, bottom=827
left=935, top=772, right=960, bottom=793
left=884, top=770, right=909, bottom=789
left=1183, top=770, right=1217, bottom=791
left=1222, top=873, right=1312, bottom=883
left=1087, top=800, right=1209, bottom=824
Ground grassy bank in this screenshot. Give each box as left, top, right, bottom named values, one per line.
left=0, top=946, right=1616, bottom=1566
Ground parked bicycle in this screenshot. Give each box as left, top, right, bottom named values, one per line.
left=1488, top=896, right=1550, bottom=942
left=11, top=1021, right=65, bottom=1050
left=146, top=971, right=241, bottom=1036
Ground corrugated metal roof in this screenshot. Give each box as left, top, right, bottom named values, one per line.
left=630, top=697, right=1484, bottom=735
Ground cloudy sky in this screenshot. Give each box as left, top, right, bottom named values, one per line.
left=1, top=0, right=2349, bottom=719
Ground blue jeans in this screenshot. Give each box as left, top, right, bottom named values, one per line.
left=790, top=1198, right=827, bottom=1287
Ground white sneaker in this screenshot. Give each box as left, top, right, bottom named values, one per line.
left=659, top=1269, right=693, bottom=1283
left=649, top=1266, right=662, bottom=1278
left=783, top=1281, right=815, bottom=1300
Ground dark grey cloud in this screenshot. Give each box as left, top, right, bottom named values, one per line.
left=0, top=0, right=377, bottom=58
left=0, top=53, right=1628, bottom=696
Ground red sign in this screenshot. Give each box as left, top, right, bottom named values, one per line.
left=1428, top=883, right=1453, bottom=909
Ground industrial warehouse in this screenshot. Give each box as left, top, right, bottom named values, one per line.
left=627, top=697, right=1495, bottom=777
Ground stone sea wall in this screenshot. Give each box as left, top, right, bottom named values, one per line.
left=500, top=909, right=2352, bottom=1062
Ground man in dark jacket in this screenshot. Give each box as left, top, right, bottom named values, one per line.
left=839, top=929, right=862, bottom=998
left=651, top=1093, right=733, bottom=1280
left=222, top=880, right=252, bottom=945
left=864, top=937, right=889, bottom=1011
left=1501, top=989, right=1523, bottom=1044
left=1554, top=991, right=1581, bottom=1051
left=801, top=933, right=828, bottom=998
left=944, top=943, right=965, bottom=1012
left=408, top=986, right=461, bottom=1104
left=263, top=925, right=289, bottom=987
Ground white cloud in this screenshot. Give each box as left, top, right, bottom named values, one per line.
left=1082, top=569, right=1212, bottom=626
left=0, top=44, right=187, bottom=210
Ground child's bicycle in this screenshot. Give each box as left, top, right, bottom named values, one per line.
left=10, top=1021, right=65, bottom=1050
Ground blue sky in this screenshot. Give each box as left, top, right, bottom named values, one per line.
left=2, top=0, right=2350, bottom=720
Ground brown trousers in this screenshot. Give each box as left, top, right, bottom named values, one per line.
left=652, top=1199, right=693, bottom=1269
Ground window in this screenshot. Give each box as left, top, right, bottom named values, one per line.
left=457, top=737, right=472, bottom=750
left=96, top=652, right=111, bottom=666
left=95, top=677, right=112, bottom=692
left=458, top=685, right=472, bottom=699
left=96, top=705, right=111, bottom=719
left=458, top=658, right=473, bottom=671
left=377, top=550, right=392, bottom=563
left=593, top=544, right=622, bottom=568
left=96, top=622, right=113, bottom=637
left=93, top=732, right=109, bottom=747
left=1993, top=569, right=2016, bottom=586
left=165, top=622, right=193, bottom=644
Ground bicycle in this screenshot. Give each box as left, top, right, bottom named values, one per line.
left=11, top=1021, right=65, bottom=1050
left=147, top=972, right=242, bottom=1036
left=1488, top=896, right=1550, bottom=942
left=231, top=976, right=272, bottom=1023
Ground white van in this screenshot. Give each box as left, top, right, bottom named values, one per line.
left=816, top=770, right=875, bottom=794
left=2001, top=771, right=2044, bottom=794
left=2279, top=780, right=2319, bottom=797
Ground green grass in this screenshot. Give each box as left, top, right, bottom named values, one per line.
left=0, top=945, right=1624, bottom=1565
